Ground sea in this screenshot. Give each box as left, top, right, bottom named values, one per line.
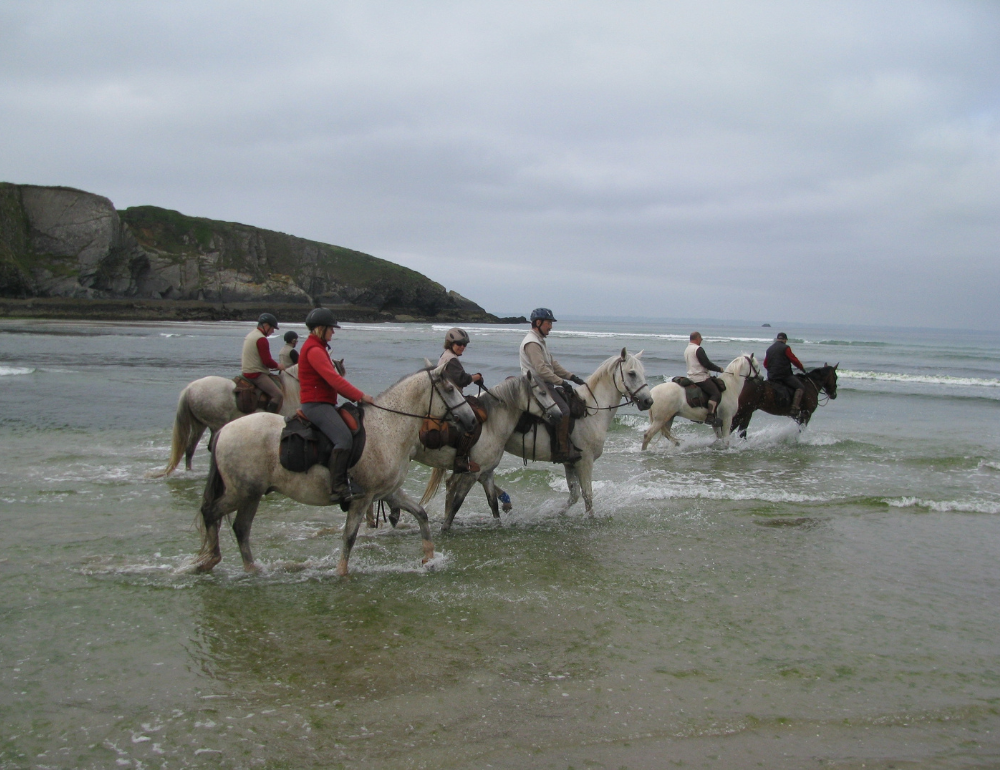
left=1, top=317, right=999, bottom=769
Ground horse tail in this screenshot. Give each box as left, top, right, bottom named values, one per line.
left=199, top=449, right=227, bottom=536
left=148, top=386, right=198, bottom=478
left=420, top=467, right=447, bottom=507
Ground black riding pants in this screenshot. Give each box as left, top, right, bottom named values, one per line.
left=773, top=374, right=804, bottom=392
left=300, top=402, right=353, bottom=451
left=695, top=377, right=721, bottom=403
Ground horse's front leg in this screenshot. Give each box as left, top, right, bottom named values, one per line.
left=559, top=463, right=582, bottom=515
left=337, top=494, right=375, bottom=577
left=185, top=423, right=208, bottom=470
left=386, top=490, right=436, bottom=564
left=576, top=458, right=597, bottom=516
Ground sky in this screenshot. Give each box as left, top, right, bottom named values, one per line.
left=2, top=1, right=998, bottom=329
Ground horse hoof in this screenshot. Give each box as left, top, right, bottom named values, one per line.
left=335, top=561, right=349, bottom=577
left=193, top=556, right=221, bottom=574
left=243, top=562, right=261, bottom=574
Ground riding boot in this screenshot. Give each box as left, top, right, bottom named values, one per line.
left=707, top=402, right=722, bottom=428
left=327, top=448, right=353, bottom=507
left=453, top=430, right=481, bottom=474
left=554, top=415, right=582, bottom=463
left=265, top=395, right=282, bottom=414
left=790, top=388, right=804, bottom=418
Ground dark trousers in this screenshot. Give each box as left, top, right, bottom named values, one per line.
left=543, top=382, right=571, bottom=417
left=773, top=374, right=804, bottom=392
left=695, top=377, right=721, bottom=403
left=300, top=402, right=353, bottom=451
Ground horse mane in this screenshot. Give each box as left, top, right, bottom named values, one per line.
left=592, top=351, right=645, bottom=381
left=480, top=375, right=525, bottom=413
left=378, top=365, right=436, bottom=398
left=724, top=352, right=754, bottom=374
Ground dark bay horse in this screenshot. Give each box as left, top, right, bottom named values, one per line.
left=731, top=364, right=839, bottom=438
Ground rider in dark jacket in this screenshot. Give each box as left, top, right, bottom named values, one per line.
left=764, top=332, right=807, bottom=416
left=437, top=328, right=485, bottom=474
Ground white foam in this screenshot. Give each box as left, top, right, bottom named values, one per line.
left=0, top=366, right=35, bottom=376
left=979, top=461, right=1000, bottom=472
left=839, top=370, right=1000, bottom=388
left=884, top=497, right=1000, bottom=514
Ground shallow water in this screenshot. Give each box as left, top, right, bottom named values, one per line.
left=2, top=318, right=1000, bottom=769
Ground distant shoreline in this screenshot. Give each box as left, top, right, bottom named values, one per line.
left=0, top=298, right=526, bottom=325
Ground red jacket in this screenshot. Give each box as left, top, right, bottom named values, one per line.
left=298, top=334, right=365, bottom=405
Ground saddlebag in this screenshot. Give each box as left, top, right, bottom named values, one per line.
left=279, top=404, right=366, bottom=473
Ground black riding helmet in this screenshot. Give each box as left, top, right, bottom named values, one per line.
left=530, top=308, right=557, bottom=323
left=283, top=330, right=299, bottom=343
left=257, top=312, right=278, bottom=329
left=305, top=307, right=341, bottom=330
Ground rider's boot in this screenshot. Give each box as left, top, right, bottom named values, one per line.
left=790, top=388, right=804, bottom=418
left=265, top=395, right=282, bottom=414
left=453, top=430, right=481, bottom=474
left=327, top=448, right=353, bottom=508
left=707, top=401, right=722, bottom=428
left=554, top=415, right=583, bottom=463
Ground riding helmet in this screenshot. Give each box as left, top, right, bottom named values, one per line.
left=257, top=312, right=279, bottom=329
left=305, top=307, right=341, bottom=330
left=444, top=327, right=470, bottom=348
left=283, top=330, right=299, bottom=343
left=529, top=308, right=557, bottom=323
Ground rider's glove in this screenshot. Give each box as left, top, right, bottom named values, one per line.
left=569, top=375, right=586, bottom=386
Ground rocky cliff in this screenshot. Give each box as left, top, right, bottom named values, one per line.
left=0, top=183, right=519, bottom=323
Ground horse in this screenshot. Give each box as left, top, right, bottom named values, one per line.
left=149, top=368, right=301, bottom=478
left=399, top=373, right=564, bottom=531
left=730, top=363, right=839, bottom=438
left=499, top=348, right=654, bottom=517
left=640, top=354, right=761, bottom=449
left=194, top=362, right=477, bottom=576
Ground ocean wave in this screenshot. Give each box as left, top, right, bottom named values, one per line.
left=883, top=497, right=1000, bottom=514
left=623, top=480, right=830, bottom=504
left=979, top=461, right=1000, bottom=472
left=839, top=370, right=1000, bottom=388
left=0, top=366, right=35, bottom=376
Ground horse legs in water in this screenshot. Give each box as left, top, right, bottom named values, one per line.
left=232, top=498, right=263, bottom=572
left=337, top=490, right=435, bottom=576
left=438, top=472, right=481, bottom=532
left=195, top=456, right=267, bottom=573
left=560, top=462, right=583, bottom=515
left=642, top=415, right=679, bottom=449
left=185, top=421, right=208, bottom=471
left=562, top=458, right=596, bottom=516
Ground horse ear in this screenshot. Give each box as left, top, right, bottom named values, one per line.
left=620, top=347, right=627, bottom=360
left=835, top=362, right=839, bottom=369
left=424, top=357, right=434, bottom=368
left=824, top=362, right=828, bottom=367
left=635, top=349, right=644, bottom=359
left=525, top=370, right=533, bottom=381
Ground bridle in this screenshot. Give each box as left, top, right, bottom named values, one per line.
left=580, top=358, right=648, bottom=415
left=367, top=370, right=466, bottom=422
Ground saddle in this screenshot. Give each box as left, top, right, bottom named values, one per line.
left=234, top=374, right=281, bottom=414
left=768, top=380, right=792, bottom=405
left=671, top=376, right=727, bottom=409
left=419, top=395, right=487, bottom=451
left=278, top=403, right=366, bottom=474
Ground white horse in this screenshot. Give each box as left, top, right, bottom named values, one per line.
left=500, top=348, right=654, bottom=517
left=641, top=354, right=760, bottom=449
left=405, top=373, right=563, bottom=531
left=149, top=368, right=301, bottom=478
left=194, top=362, right=476, bottom=576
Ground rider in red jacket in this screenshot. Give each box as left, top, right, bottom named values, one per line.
left=298, top=308, right=374, bottom=507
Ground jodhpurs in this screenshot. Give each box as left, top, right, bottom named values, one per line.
left=695, top=377, right=721, bottom=404
left=251, top=373, right=283, bottom=405
left=300, top=402, right=353, bottom=451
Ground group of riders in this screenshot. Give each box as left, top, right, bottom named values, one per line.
left=685, top=329, right=807, bottom=426
left=240, top=307, right=805, bottom=507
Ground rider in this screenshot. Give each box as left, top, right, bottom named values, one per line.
left=241, top=313, right=285, bottom=413
left=764, top=332, right=807, bottom=417
left=278, top=330, right=299, bottom=368
left=438, top=327, right=485, bottom=474
left=298, top=307, right=375, bottom=507
left=684, top=332, right=724, bottom=427
left=519, top=308, right=586, bottom=463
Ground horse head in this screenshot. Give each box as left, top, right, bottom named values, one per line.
left=726, top=353, right=761, bottom=381
left=427, top=362, right=478, bottom=432
left=821, top=362, right=839, bottom=399
left=616, top=348, right=654, bottom=411
left=525, top=371, right=563, bottom=425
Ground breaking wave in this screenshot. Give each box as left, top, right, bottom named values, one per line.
left=883, top=497, right=1000, bottom=514
left=839, top=370, right=1000, bottom=388
left=0, top=365, right=35, bottom=376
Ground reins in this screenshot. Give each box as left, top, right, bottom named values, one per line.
left=580, top=359, right=642, bottom=415
left=366, top=370, right=463, bottom=421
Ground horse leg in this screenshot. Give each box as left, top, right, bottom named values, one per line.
left=559, top=463, right=582, bottom=515
left=194, top=455, right=231, bottom=572
left=662, top=416, right=679, bottom=446
left=232, top=496, right=263, bottom=572
left=385, top=490, right=436, bottom=565
left=642, top=417, right=665, bottom=450
left=576, top=458, right=597, bottom=516
left=336, top=495, right=374, bottom=577
left=480, top=471, right=504, bottom=517
left=185, top=422, right=208, bottom=471
left=441, top=471, right=478, bottom=532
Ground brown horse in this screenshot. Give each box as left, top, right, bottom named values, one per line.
left=731, top=364, right=839, bottom=438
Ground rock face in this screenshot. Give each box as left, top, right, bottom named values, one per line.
left=0, top=183, right=513, bottom=322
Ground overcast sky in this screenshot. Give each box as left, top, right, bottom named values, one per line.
left=2, top=1, right=998, bottom=329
